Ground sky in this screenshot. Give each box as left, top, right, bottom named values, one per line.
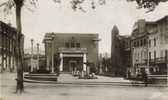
left=0, top=0, right=168, bottom=55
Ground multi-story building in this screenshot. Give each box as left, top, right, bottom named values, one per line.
left=131, top=19, right=149, bottom=76
left=131, top=16, right=168, bottom=76
left=148, top=16, right=168, bottom=75
left=0, top=21, right=23, bottom=72
left=43, top=33, right=99, bottom=73
left=111, top=25, right=131, bottom=76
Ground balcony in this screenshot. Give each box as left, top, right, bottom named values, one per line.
left=135, top=59, right=147, bottom=65
left=155, top=57, right=167, bottom=64
left=149, top=57, right=167, bottom=64
left=58, top=48, right=87, bottom=53
left=149, top=59, right=155, bottom=63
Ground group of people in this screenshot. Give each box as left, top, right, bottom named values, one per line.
left=127, top=69, right=148, bottom=86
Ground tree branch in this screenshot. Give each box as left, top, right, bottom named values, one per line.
left=0, top=2, right=7, bottom=7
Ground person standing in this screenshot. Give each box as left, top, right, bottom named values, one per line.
left=141, top=70, right=148, bottom=87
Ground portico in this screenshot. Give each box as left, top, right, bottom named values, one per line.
left=58, top=48, right=87, bottom=72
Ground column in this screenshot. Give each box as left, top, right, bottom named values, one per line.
left=51, top=43, right=54, bottom=73
left=7, top=56, right=9, bottom=71
left=0, top=55, right=2, bottom=72
left=10, top=56, right=13, bottom=72
left=59, top=53, right=63, bottom=72
left=51, top=54, right=54, bottom=73
left=46, top=55, right=50, bottom=71
left=46, top=43, right=50, bottom=71
left=83, top=53, right=87, bottom=71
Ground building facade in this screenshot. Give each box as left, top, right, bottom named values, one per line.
left=43, top=33, right=99, bottom=73
left=147, top=16, right=168, bottom=75
left=0, top=21, right=23, bottom=72
left=131, top=16, right=168, bottom=76
left=111, top=25, right=131, bottom=76
left=131, top=19, right=149, bottom=77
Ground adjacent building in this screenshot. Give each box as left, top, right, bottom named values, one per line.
left=131, top=16, right=168, bottom=76
left=43, top=33, right=99, bottom=73
left=0, top=21, right=23, bottom=72
left=111, top=25, right=131, bottom=76
left=147, top=16, right=168, bottom=75
left=131, top=19, right=149, bottom=76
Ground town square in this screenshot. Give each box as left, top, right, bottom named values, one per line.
left=0, top=0, right=168, bottom=100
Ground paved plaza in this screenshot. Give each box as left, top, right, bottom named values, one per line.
left=0, top=72, right=168, bottom=100
left=58, top=73, right=131, bottom=83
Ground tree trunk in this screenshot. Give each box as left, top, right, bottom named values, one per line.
left=15, top=3, right=24, bottom=93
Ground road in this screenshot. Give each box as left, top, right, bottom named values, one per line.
left=0, top=72, right=168, bottom=100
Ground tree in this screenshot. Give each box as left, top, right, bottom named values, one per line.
left=0, top=0, right=38, bottom=93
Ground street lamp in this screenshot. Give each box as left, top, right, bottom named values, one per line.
left=30, top=39, right=34, bottom=72
left=37, top=43, right=39, bottom=70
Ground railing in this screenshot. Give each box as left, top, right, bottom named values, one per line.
left=58, top=48, right=87, bottom=53
left=149, top=57, right=167, bottom=64
left=149, top=59, right=155, bottom=64
left=135, top=59, right=147, bottom=65
left=155, top=57, right=166, bottom=63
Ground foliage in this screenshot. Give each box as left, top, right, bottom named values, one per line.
left=1, top=0, right=168, bottom=14
left=0, top=0, right=38, bottom=15
left=127, top=0, right=168, bottom=12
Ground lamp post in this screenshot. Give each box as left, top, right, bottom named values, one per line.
left=37, top=43, right=39, bottom=70
left=30, top=39, right=34, bottom=72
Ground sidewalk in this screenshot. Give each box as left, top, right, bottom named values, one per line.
left=55, top=73, right=167, bottom=87
left=1, top=73, right=168, bottom=100
left=58, top=73, right=131, bottom=83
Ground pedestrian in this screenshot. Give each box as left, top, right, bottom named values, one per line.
left=141, top=70, right=148, bottom=87
left=127, top=70, right=131, bottom=79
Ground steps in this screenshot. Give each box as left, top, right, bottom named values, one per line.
left=24, top=73, right=58, bottom=82
left=148, top=75, right=168, bottom=84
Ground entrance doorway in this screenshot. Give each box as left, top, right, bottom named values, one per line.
left=63, top=57, right=83, bottom=72
left=69, top=61, right=77, bottom=72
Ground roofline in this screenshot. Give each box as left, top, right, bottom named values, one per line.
left=145, top=15, right=168, bottom=24
left=45, top=32, right=99, bottom=35
left=0, top=21, right=17, bottom=31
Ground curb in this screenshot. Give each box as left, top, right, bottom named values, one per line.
left=24, top=80, right=168, bottom=87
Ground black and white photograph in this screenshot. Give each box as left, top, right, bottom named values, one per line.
left=0, top=0, right=168, bottom=100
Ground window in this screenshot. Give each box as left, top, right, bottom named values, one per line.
left=154, top=51, right=156, bottom=60
left=71, top=42, right=75, bottom=48
left=0, top=34, right=2, bottom=48
left=137, top=41, right=139, bottom=47
left=149, top=52, right=151, bottom=60
left=65, top=42, right=70, bottom=48
left=154, top=38, right=156, bottom=46
left=149, top=40, right=151, bottom=47
left=160, top=50, right=163, bottom=58
left=140, top=39, right=143, bottom=46
left=134, top=42, right=136, bottom=47
left=76, top=43, right=80, bottom=48
left=144, top=39, right=146, bottom=45
left=165, top=50, right=168, bottom=60
left=141, top=51, right=143, bottom=59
